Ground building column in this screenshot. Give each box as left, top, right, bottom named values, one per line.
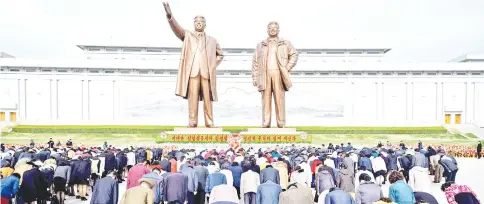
left=435, top=82, right=443, bottom=123
left=377, top=82, right=384, bottom=122
left=465, top=82, right=475, bottom=124
left=113, top=80, right=119, bottom=120
left=345, top=81, right=355, bottom=124
left=406, top=82, right=414, bottom=121
left=50, top=79, right=58, bottom=120
left=19, top=79, right=27, bottom=121
left=82, top=80, right=90, bottom=121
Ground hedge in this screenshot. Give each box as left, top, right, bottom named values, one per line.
left=11, top=125, right=447, bottom=134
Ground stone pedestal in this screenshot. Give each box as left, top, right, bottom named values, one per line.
left=240, top=128, right=310, bottom=143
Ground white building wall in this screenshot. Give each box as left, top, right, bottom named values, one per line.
left=2, top=68, right=484, bottom=126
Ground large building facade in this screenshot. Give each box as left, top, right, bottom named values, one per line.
left=1, top=45, right=484, bottom=127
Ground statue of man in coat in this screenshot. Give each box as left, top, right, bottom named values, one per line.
left=163, top=2, right=224, bottom=128
left=252, top=21, right=298, bottom=128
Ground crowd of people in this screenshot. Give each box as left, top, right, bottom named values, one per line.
left=0, top=139, right=482, bottom=204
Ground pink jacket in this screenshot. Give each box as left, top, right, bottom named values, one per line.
left=127, top=164, right=150, bottom=189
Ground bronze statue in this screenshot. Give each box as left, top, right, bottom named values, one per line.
left=252, top=21, right=298, bottom=128
left=163, top=2, right=224, bottom=128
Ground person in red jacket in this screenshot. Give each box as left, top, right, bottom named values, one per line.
left=126, top=160, right=150, bottom=189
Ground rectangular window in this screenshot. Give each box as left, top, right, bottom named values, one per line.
left=104, top=70, right=115, bottom=74
left=89, top=70, right=99, bottom=73
left=106, top=48, right=118, bottom=52
left=305, top=73, right=315, bottom=75
left=320, top=72, right=330, bottom=75
left=367, top=51, right=381, bottom=54
left=382, top=72, right=393, bottom=75
left=307, top=51, right=321, bottom=54
left=412, top=72, right=422, bottom=75
left=471, top=72, right=482, bottom=75
left=327, top=52, right=345, bottom=54
left=57, top=69, right=68, bottom=73
left=42, top=69, right=52, bottom=72
left=147, top=49, right=162, bottom=52
left=441, top=72, right=452, bottom=75
left=338, top=72, right=347, bottom=75
left=397, top=72, right=407, bottom=75
left=88, top=48, right=101, bottom=51
left=123, top=48, right=142, bottom=52
left=353, top=72, right=362, bottom=75
left=9, top=69, right=19, bottom=72
left=456, top=72, right=467, bottom=76
left=349, top=52, right=363, bottom=54
left=154, top=70, right=164, bottom=74
left=139, top=70, right=150, bottom=74
left=426, top=72, right=437, bottom=75
left=367, top=72, right=377, bottom=75
left=120, top=70, right=130, bottom=74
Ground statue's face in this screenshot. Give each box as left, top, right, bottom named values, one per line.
left=267, top=23, right=279, bottom=37
left=194, top=16, right=206, bottom=32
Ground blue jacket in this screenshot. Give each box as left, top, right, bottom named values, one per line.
left=358, top=157, right=372, bottom=171
left=325, top=188, right=356, bottom=204
left=180, top=165, right=199, bottom=192
left=256, top=181, right=282, bottom=204
left=260, top=167, right=280, bottom=185
left=389, top=180, right=416, bottom=204
left=142, top=172, right=164, bottom=203
left=205, top=172, right=227, bottom=193
left=1, top=175, right=20, bottom=199
left=90, top=176, right=118, bottom=204
left=228, top=166, right=242, bottom=187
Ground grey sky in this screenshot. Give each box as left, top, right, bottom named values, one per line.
left=1, top=0, right=484, bottom=62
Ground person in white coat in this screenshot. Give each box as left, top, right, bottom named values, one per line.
left=240, top=168, right=260, bottom=204
left=290, top=166, right=312, bottom=188
left=408, top=166, right=431, bottom=193
left=371, top=154, right=387, bottom=186
left=220, top=163, right=234, bottom=187
left=354, top=166, right=375, bottom=190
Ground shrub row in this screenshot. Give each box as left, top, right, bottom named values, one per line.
left=12, top=125, right=447, bottom=134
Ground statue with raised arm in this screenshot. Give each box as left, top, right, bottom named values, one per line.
left=163, top=2, right=224, bottom=128
left=252, top=21, right=298, bottom=128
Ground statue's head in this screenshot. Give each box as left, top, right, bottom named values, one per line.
left=267, top=21, right=280, bottom=38
left=193, top=15, right=206, bottom=32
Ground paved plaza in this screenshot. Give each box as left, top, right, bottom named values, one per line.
left=59, top=158, right=484, bottom=204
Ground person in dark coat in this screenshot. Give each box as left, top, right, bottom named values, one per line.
left=72, top=157, right=91, bottom=201
left=104, top=151, right=117, bottom=176
left=161, top=157, right=171, bottom=173
left=163, top=172, right=188, bottom=203
left=47, top=138, right=54, bottom=149
left=116, top=151, right=128, bottom=182
left=19, top=162, right=48, bottom=204
left=228, top=162, right=243, bottom=199
left=477, top=142, right=482, bottom=159
left=90, top=170, right=118, bottom=204
left=414, top=191, right=439, bottom=204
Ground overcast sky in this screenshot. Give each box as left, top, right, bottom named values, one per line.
left=1, top=0, right=484, bottom=62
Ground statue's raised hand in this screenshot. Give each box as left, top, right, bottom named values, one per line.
left=163, top=2, right=172, bottom=18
